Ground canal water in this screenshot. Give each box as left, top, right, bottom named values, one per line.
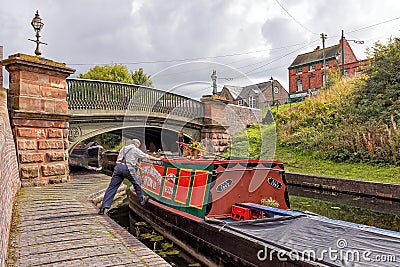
left=288, top=185, right=400, bottom=232
left=108, top=198, right=202, bottom=267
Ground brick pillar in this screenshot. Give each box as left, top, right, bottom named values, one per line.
left=201, top=95, right=262, bottom=153
left=3, top=54, right=75, bottom=186
left=200, top=95, right=230, bottom=153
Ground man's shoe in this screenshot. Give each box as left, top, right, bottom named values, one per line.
left=98, top=207, right=108, bottom=215
left=140, top=196, right=149, bottom=205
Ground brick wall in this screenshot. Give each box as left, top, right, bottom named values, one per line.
left=0, top=88, right=20, bottom=267
left=201, top=96, right=262, bottom=152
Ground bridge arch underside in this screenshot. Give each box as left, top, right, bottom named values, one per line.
left=68, top=113, right=202, bottom=153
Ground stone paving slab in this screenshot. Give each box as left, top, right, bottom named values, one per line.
left=7, top=171, right=171, bottom=267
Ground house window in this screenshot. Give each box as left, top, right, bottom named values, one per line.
left=309, top=64, right=315, bottom=71
left=322, top=73, right=329, bottom=85
left=248, top=96, right=256, bottom=108
left=296, top=67, right=302, bottom=74
left=238, top=99, right=243, bottom=106
left=296, top=79, right=303, bottom=91
left=355, top=67, right=360, bottom=77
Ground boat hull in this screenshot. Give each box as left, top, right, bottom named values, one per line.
left=129, top=192, right=314, bottom=267
left=139, top=158, right=290, bottom=219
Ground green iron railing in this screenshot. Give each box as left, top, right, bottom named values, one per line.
left=67, top=78, right=204, bottom=122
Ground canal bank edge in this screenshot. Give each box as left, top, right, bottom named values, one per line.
left=286, top=172, right=400, bottom=200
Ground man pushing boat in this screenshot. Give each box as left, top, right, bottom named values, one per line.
left=98, top=138, right=163, bottom=215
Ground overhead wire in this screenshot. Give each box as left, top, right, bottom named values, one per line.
left=274, top=0, right=318, bottom=35
left=348, top=16, right=400, bottom=33
left=68, top=42, right=311, bottom=67
left=147, top=41, right=313, bottom=78
left=241, top=39, right=320, bottom=76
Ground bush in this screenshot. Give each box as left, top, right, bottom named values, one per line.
left=225, top=123, right=277, bottom=159
left=274, top=38, right=400, bottom=165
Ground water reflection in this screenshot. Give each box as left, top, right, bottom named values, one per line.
left=288, top=185, right=400, bottom=232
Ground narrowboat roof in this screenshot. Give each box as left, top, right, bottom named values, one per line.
left=207, top=204, right=400, bottom=266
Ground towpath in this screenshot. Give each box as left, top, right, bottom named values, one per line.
left=7, top=170, right=171, bottom=267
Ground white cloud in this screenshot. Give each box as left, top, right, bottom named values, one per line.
left=1, top=0, right=400, bottom=93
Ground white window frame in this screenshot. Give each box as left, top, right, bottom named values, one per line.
left=297, top=79, right=303, bottom=92
left=296, top=67, right=302, bottom=74
left=248, top=96, right=256, bottom=108
left=309, top=64, right=315, bottom=71
left=238, top=99, right=243, bottom=106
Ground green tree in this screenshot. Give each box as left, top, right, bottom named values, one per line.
left=78, top=64, right=133, bottom=83
left=78, top=65, right=154, bottom=87
left=131, top=68, right=153, bottom=87
left=350, top=38, right=400, bottom=124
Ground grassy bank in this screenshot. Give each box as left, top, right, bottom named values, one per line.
left=274, top=145, right=400, bottom=184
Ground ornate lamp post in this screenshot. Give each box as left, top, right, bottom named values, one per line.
left=28, top=10, right=47, bottom=56
left=211, top=70, right=217, bottom=95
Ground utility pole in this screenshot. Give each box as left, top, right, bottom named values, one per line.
left=341, top=30, right=345, bottom=76
left=320, top=33, right=327, bottom=85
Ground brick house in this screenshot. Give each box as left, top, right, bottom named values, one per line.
left=288, top=38, right=367, bottom=97
left=219, top=79, right=288, bottom=108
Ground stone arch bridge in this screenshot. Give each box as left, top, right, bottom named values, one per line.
left=67, top=78, right=263, bottom=154
left=67, top=78, right=205, bottom=152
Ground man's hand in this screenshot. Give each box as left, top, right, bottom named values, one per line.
left=148, top=155, right=164, bottom=161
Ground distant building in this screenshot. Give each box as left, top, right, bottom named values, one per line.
left=220, top=79, right=288, bottom=108
left=288, top=38, right=368, bottom=100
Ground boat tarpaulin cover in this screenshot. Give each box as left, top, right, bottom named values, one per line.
left=216, top=215, right=400, bottom=266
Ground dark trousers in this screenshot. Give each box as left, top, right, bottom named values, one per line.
left=100, top=163, right=143, bottom=209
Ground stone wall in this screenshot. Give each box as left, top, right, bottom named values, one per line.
left=3, top=54, right=75, bottom=186
left=286, top=172, right=400, bottom=200
left=0, top=88, right=20, bottom=267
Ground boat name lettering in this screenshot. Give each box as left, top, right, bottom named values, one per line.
left=164, top=186, right=174, bottom=195
left=141, top=166, right=162, bottom=185
left=143, top=176, right=157, bottom=190
left=216, top=179, right=233, bottom=193
left=268, top=177, right=282, bottom=189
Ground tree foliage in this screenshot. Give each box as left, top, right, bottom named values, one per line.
left=131, top=68, right=153, bottom=87
left=78, top=64, right=153, bottom=87
left=78, top=64, right=134, bottom=83
left=349, top=38, right=400, bottom=124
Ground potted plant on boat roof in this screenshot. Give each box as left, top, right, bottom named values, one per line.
left=187, top=140, right=203, bottom=159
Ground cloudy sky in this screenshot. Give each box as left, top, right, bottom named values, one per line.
left=1, top=0, right=400, bottom=99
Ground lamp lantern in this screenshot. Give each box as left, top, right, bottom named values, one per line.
left=29, top=10, right=47, bottom=56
